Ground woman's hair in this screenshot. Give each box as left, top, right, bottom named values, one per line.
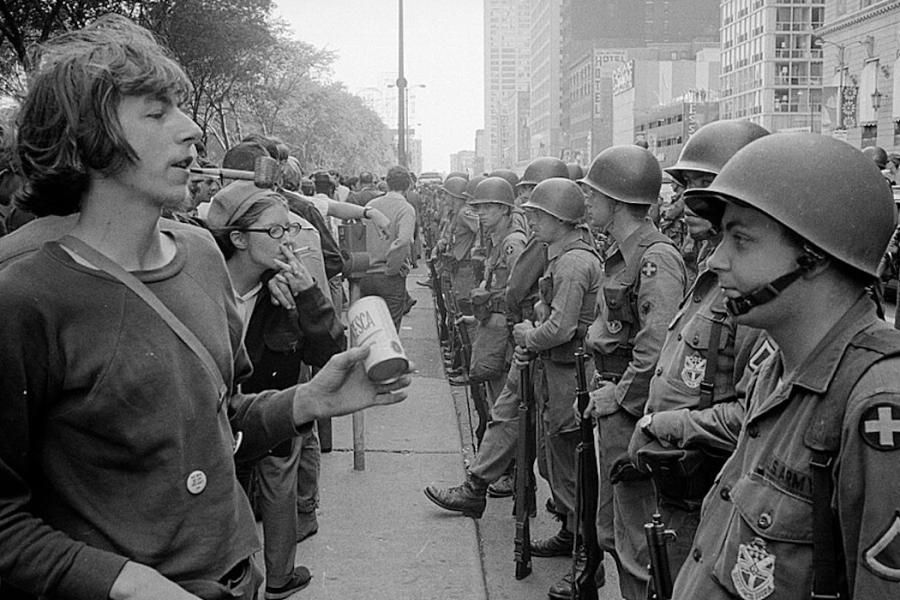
left=209, top=196, right=281, bottom=260
left=281, top=156, right=303, bottom=192
left=13, top=14, right=192, bottom=216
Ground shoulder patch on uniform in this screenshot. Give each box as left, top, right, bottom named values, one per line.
left=864, top=511, right=900, bottom=580
left=505, top=244, right=515, bottom=255
left=859, top=403, right=900, bottom=451
left=748, top=338, right=776, bottom=372
left=640, top=261, right=657, bottom=278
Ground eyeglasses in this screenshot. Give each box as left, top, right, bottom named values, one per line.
left=238, top=222, right=302, bottom=239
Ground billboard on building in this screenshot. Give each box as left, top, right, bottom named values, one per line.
left=612, top=60, right=635, bottom=96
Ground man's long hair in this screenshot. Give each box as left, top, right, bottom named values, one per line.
left=13, top=14, right=192, bottom=216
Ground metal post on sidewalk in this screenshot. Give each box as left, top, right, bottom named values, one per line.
left=349, top=278, right=366, bottom=471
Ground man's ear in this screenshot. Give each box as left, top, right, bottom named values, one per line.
left=798, top=249, right=830, bottom=279
left=230, top=230, right=248, bottom=250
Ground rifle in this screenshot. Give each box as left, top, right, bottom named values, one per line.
left=446, top=290, right=491, bottom=449
left=514, top=355, right=536, bottom=579
left=573, top=348, right=602, bottom=600
left=426, top=257, right=450, bottom=345
left=645, top=512, right=676, bottom=600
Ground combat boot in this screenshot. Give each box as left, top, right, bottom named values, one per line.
left=424, top=474, right=488, bottom=518
left=547, top=544, right=606, bottom=599
left=531, top=523, right=575, bottom=557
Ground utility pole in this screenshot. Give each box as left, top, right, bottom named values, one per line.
left=396, top=0, right=407, bottom=167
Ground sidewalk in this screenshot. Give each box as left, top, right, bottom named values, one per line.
left=284, top=266, right=487, bottom=600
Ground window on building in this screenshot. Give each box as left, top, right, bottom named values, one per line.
left=893, top=121, right=900, bottom=148
left=861, top=124, right=878, bottom=147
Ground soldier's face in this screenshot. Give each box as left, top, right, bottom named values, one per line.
left=516, top=184, right=535, bottom=206
left=474, top=203, right=506, bottom=231
left=708, top=203, right=804, bottom=326
left=526, top=208, right=565, bottom=243
left=583, top=188, right=615, bottom=231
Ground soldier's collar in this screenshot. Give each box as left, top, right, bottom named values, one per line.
left=789, top=293, right=880, bottom=395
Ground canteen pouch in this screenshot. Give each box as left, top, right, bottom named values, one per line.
left=603, top=284, right=636, bottom=327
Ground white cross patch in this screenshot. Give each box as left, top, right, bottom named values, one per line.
left=861, top=404, right=900, bottom=451
left=640, top=261, right=657, bottom=278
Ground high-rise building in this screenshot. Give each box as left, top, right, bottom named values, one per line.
left=529, top=0, right=562, bottom=159
left=719, top=0, right=824, bottom=132
left=559, top=0, right=719, bottom=160
left=484, top=0, right=531, bottom=171
left=817, top=0, right=900, bottom=149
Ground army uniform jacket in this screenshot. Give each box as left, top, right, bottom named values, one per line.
left=645, top=269, right=773, bottom=453
left=440, top=207, right=479, bottom=262
left=587, top=219, right=687, bottom=417
left=522, top=228, right=601, bottom=357
left=673, top=294, right=900, bottom=600
left=484, top=217, right=527, bottom=298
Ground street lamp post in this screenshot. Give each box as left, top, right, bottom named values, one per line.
left=397, top=0, right=407, bottom=167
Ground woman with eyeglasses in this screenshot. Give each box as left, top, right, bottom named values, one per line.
left=206, top=180, right=346, bottom=599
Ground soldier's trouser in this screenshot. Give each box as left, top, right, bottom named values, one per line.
left=256, top=438, right=302, bottom=587
left=468, top=361, right=521, bottom=483
left=597, top=409, right=655, bottom=600
left=296, top=425, right=320, bottom=518
left=539, top=360, right=580, bottom=532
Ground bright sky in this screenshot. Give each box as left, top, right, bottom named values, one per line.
left=275, top=0, right=484, bottom=173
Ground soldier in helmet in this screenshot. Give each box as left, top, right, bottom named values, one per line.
left=624, top=120, right=774, bottom=583
left=863, top=145, right=894, bottom=185
left=579, top=145, right=688, bottom=600
left=423, top=158, right=579, bottom=512
left=488, top=168, right=520, bottom=191
left=466, top=177, right=528, bottom=401
left=435, top=175, right=480, bottom=302
left=513, top=178, right=603, bottom=599
left=673, top=133, right=900, bottom=599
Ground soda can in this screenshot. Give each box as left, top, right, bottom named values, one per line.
left=347, top=296, right=409, bottom=383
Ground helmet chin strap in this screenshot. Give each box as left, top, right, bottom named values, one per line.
left=726, top=247, right=824, bottom=317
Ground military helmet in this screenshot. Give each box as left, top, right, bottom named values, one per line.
left=520, top=177, right=585, bottom=223
left=440, top=176, right=468, bottom=200
left=463, top=175, right=487, bottom=200
left=468, top=176, right=516, bottom=207
left=579, top=145, right=662, bottom=205
left=566, top=163, right=585, bottom=181
left=684, top=133, right=895, bottom=278
left=518, top=157, right=569, bottom=188
left=862, top=145, right=889, bottom=170
left=488, top=168, right=520, bottom=189
left=445, top=171, right=469, bottom=182
left=665, top=120, right=770, bottom=186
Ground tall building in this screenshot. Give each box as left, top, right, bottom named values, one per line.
left=559, top=0, right=719, bottom=160
left=484, top=0, right=531, bottom=171
left=817, top=0, right=900, bottom=149
left=450, top=150, right=477, bottom=175
left=529, top=0, right=562, bottom=159
left=719, top=0, right=824, bottom=132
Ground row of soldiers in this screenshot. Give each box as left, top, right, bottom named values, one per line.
left=423, top=121, right=900, bottom=600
